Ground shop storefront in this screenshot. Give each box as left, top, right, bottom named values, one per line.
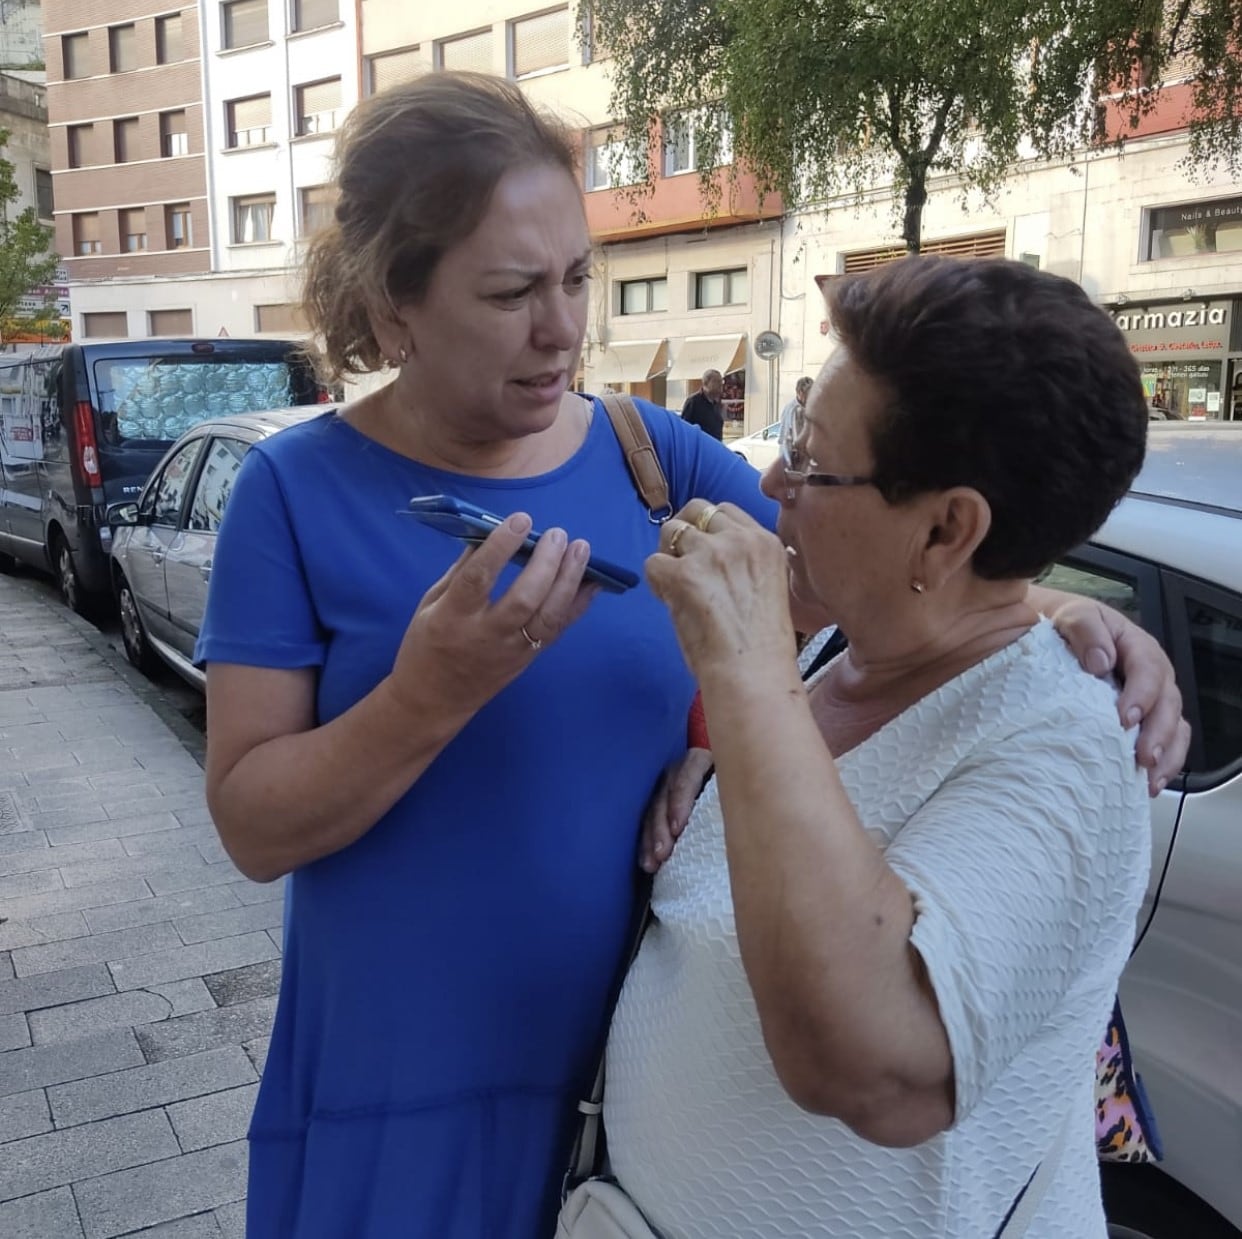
left=1110, top=298, right=1242, bottom=420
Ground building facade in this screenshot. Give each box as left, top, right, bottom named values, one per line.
left=45, top=0, right=356, bottom=342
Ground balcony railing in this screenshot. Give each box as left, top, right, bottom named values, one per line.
left=297, top=109, right=339, bottom=136
left=228, top=125, right=271, bottom=148
left=162, top=132, right=189, bottom=157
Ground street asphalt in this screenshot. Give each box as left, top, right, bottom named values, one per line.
left=0, top=569, right=282, bottom=1238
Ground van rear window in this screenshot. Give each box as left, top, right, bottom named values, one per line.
left=94, top=357, right=310, bottom=445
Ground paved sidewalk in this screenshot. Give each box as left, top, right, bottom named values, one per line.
left=0, top=572, right=282, bottom=1238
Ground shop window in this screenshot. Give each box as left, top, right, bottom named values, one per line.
left=156, top=12, right=184, bottom=64
left=113, top=117, right=141, bottom=164
left=149, top=308, right=193, bottom=335
left=226, top=95, right=271, bottom=148
left=619, top=278, right=667, bottom=315
left=367, top=46, right=423, bottom=94
left=62, top=32, right=91, bottom=80
left=1141, top=361, right=1223, bottom=420
left=120, top=208, right=148, bottom=253
left=663, top=110, right=733, bottom=176
left=510, top=8, right=569, bottom=78
left=586, top=131, right=640, bottom=191
left=222, top=0, right=268, bottom=50
left=294, top=0, right=338, bottom=31
left=295, top=78, right=341, bottom=137
left=109, top=24, right=138, bottom=73
left=166, top=203, right=192, bottom=249
left=82, top=312, right=129, bottom=338
left=437, top=29, right=492, bottom=73
left=1147, top=196, right=1242, bottom=260
left=231, top=193, right=276, bottom=244
left=694, top=268, right=748, bottom=309
left=67, top=124, right=94, bottom=168
left=299, top=184, right=338, bottom=236
left=160, top=110, right=189, bottom=157
left=73, top=213, right=102, bottom=256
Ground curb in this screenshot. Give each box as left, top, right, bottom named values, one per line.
left=6, top=572, right=207, bottom=770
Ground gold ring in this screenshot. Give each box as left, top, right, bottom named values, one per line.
left=520, top=625, right=543, bottom=652
left=667, top=523, right=690, bottom=556
left=695, top=504, right=720, bottom=534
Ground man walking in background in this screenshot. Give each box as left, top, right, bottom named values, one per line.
left=681, top=368, right=725, bottom=440
left=781, top=376, right=813, bottom=427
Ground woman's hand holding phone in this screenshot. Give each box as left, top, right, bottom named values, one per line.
left=383, top=511, right=598, bottom=724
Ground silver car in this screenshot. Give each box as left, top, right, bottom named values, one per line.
left=1040, top=422, right=1242, bottom=1238
left=107, top=407, right=332, bottom=689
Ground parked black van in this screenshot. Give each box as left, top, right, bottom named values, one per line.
left=0, top=338, right=326, bottom=613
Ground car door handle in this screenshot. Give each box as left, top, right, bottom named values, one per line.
left=151, top=549, right=165, bottom=564
left=200, top=561, right=212, bottom=581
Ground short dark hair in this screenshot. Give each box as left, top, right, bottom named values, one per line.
left=827, top=257, right=1147, bottom=579
left=302, top=72, right=578, bottom=380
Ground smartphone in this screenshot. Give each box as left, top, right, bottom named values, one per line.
left=402, top=495, right=640, bottom=594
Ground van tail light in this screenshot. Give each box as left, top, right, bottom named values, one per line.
left=73, top=401, right=102, bottom=488
left=316, top=387, right=332, bottom=403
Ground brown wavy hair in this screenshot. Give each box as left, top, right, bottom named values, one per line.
left=301, top=72, right=578, bottom=381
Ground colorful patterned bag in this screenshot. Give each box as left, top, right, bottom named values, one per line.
left=1096, top=997, right=1163, bottom=1163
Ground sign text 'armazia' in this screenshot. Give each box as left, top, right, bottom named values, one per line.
left=1113, top=307, right=1227, bottom=331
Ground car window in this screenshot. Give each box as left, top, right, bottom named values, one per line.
left=1036, top=562, right=1142, bottom=627
left=148, top=439, right=204, bottom=528
left=1181, top=591, right=1242, bottom=773
left=187, top=437, right=249, bottom=534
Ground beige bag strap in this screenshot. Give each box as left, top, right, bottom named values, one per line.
left=598, top=394, right=673, bottom=524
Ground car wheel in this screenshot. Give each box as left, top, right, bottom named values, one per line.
left=1103, top=1164, right=1241, bottom=1239
left=115, top=572, right=161, bottom=678
left=53, top=535, right=93, bottom=617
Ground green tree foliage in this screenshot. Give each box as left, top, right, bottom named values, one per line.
left=587, top=0, right=1242, bottom=251
left=0, top=126, right=58, bottom=333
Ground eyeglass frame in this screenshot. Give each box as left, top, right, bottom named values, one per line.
left=778, top=405, right=876, bottom=490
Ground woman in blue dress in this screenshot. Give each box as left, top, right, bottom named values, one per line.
left=196, top=73, right=1187, bottom=1239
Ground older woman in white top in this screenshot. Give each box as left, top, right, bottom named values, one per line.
left=605, top=257, right=1160, bottom=1238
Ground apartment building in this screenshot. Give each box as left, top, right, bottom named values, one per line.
left=45, top=0, right=357, bottom=342
left=361, top=1, right=785, bottom=433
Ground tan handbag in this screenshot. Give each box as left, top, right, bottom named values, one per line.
left=556, top=1178, right=662, bottom=1239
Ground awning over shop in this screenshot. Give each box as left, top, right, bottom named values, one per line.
left=667, top=335, right=747, bottom=382
left=592, top=339, right=669, bottom=385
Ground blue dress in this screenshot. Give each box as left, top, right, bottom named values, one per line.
left=195, top=401, right=777, bottom=1238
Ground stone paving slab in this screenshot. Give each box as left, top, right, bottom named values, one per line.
left=0, top=575, right=276, bottom=1234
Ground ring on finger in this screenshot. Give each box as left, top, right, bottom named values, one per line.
left=520, top=624, right=543, bottom=652
left=667, top=523, right=690, bottom=557
left=695, top=504, right=721, bottom=534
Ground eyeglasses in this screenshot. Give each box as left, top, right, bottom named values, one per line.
left=779, top=405, right=875, bottom=490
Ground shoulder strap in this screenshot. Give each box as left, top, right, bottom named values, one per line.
left=599, top=393, right=673, bottom=524
left=992, top=1112, right=1071, bottom=1238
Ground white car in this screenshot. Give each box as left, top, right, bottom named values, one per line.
left=729, top=420, right=783, bottom=471
left=1038, top=421, right=1242, bottom=1239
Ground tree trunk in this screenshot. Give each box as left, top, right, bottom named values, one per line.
left=901, top=172, right=928, bottom=254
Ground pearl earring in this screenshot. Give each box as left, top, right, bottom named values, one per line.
left=910, top=580, right=925, bottom=594
left=398, top=346, right=409, bottom=364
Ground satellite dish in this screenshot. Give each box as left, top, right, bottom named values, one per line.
left=754, top=330, right=783, bottom=360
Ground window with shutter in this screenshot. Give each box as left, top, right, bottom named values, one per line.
left=83, top=312, right=129, bottom=338
left=295, top=79, right=341, bottom=136
left=294, top=0, right=338, bottom=30
left=841, top=230, right=1006, bottom=274
left=367, top=46, right=423, bottom=94
left=166, top=204, right=193, bottom=249
left=109, top=24, right=137, bottom=72
left=63, top=32, right=91, bottom=79
left=227, top=95, right=272, bottom=147
left=256, top=304, right=308, bottom=332
left=68, top=124, right=94, bottom=168
left=74, top=214, right=102, bottom=256
left=156, top=13, right=184, bottom=64
left=114, top=118, right=141, bottom=163
left=120, top=208, right=147, bottom=253
left=299, top=185, right=339, bottom=236
left=160, top=111, right=189, bottom=157
left=437, top=30, right=492, bottom=73
left=149, top=309, right=194, bottom=335
left=232, top=194, right=276, bottom=244
left=511, top=8, right=568, bottom=78
left=223, top=0, right=268, bottom=50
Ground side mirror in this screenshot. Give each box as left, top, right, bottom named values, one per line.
left=106, top=502, right=143, bottom=527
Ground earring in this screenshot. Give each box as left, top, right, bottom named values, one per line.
left=398, top=346, right=409, bottom=364
left=910, top=580, right=925, bottom=594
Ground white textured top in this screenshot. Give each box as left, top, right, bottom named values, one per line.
left=605, top=621, right=1150, bottom=1239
